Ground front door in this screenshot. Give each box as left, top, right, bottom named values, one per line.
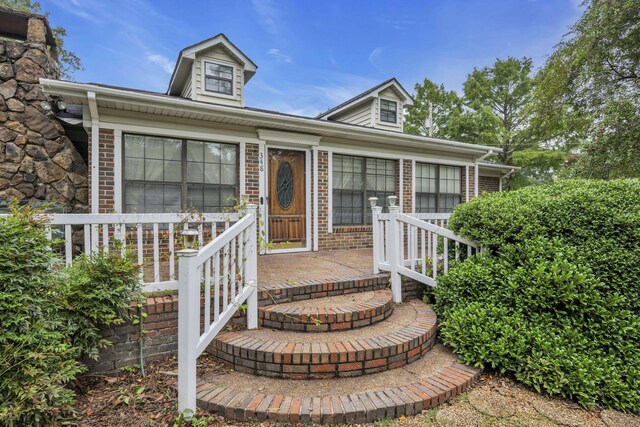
left=268, top=148, right=306, bottom=250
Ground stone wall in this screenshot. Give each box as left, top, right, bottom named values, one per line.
left=0, top=16, right=88, bottom=211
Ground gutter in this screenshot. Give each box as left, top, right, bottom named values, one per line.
left=40, top=79, right=496, bottom=157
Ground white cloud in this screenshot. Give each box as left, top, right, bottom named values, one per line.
left=252, top=0, right=280, bottom=34
left=368, top=47, right=384, bottom=70
left=267, top=49, right=293, bottom=63
left=146, top=53, right=174, bottom=74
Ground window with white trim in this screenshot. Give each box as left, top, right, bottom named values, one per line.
left=415, top=163, right=461, bottom=213
left=332, top=154, right=396, bottom=225
left=379, top=99, right=397, bottom=123
left=123, top=134, right=238, bottom=213
left=203, top=61, right=234, bottom=96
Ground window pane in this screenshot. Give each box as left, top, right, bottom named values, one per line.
left=145, top=138, right=164, bottom=159
left=204, top=143, right=221, bottom=163
left=125, top=135, right=144, bottom=158
left=187, top=162, right=204, bottom=183
left=125, top=158, right=144, bottom=180
left=204, top=164, right=221, bottom=184
left=187, top=140, right=203, bottom=162
left=164, top=140, right=182, bottom=161
left=125, top=183, right=144, bottom=212
left=221, top=164, right=236, bottom=185
left=145, top=159, right=163, bottom=181
left=221, top=144, right=236, bottom=164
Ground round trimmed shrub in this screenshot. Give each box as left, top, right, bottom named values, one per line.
left=435, top=179, right=640, bottom=412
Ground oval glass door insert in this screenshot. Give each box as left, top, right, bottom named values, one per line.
left=276, top=161, right=294, bottom=209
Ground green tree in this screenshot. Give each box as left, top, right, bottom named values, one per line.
left=403, top=78, right=466, bottom=140
left=535, top=0, right=640, bottom=178
left=461, top=57, right=538, bottom=166
left=0, top=0, right=82, bottom=78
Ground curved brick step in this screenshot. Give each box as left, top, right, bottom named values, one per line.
left=196, top=347, right=481, bottom=424
left=259, top=289, right=394, bottom=332
left=209, top=299, right=437, bottom=379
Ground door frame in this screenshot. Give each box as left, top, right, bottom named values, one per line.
left=263, top=144, right=311, bottom=254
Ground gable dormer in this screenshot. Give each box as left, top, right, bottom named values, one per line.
left=167, top=34, right=257, bottom=107
left=316, top=78, right=413, bottom=131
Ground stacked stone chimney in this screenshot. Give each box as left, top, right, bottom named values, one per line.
left=0, top=14, right=88, bottom=212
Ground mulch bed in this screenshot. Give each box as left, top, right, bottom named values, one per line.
left=67, top=354, right=230, bottom=427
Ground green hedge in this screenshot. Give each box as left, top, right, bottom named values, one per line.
left=435, top=179, right=640, bottom=412
left=0, top=204, right=142, bottom=426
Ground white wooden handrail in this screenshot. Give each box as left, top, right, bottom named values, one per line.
left=372, top=197, right=480, bottom=298
left=177, top=205, right=258, bottom=416
left=0, top=211, right=239, bottom=291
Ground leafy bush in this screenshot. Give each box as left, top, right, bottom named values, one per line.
left=0, top=204, right=82, bottom=426
left=0, top=204, right=142, bottom=425
left=62, top=250, right=143, bottom=360
left=436, top=179, right=640, bottom=412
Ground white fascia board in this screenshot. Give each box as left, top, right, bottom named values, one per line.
left=40, top=79, right=494, bottom=156
left=257, top=129, right=321, bottom=146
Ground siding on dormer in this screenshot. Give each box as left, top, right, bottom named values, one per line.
left=330, top=100, right=373, bottom=127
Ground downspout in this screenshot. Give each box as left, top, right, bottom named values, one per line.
left=499, top=168, right=516, bottom=192
left=474, top=150, right=494, bottom=198
left=87, top=91, right=100, bottom=214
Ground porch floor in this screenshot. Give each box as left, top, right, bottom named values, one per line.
left=257, top=248, right=374, bottom=285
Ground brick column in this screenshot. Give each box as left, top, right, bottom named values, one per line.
left=402, top=160, right=412, bottom=213
left=87, top=128, right=115, bottom=213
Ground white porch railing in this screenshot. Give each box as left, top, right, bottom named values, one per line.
left=0, top=211, right=239, bottom=291
left=177, top=204, right=258, bottom=415
left=371, top=198, right=479, bottom=302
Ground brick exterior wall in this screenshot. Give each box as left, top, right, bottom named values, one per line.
left=87, top=128, right=115, bottom=212
left=479, top=175, right=500, bottom=194
left=245, top=143, right=260, bottom=205
left=461, top=165, right=474, bottom=203
left=402, top=159, right=412, bottom=213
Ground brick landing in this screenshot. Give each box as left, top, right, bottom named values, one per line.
left=258, top=248, right=373, bottom=285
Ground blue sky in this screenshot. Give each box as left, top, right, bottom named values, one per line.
left=42, top=0, right=583, bottom=117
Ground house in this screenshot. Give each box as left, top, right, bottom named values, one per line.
left=1, top=11, right=514, bottom=253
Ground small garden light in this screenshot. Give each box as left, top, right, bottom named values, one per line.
left=181, top=228, right=199, bottom=249
left=388, top=195, right=398, bottom=207
left=368, top=196, right=378, bottom=208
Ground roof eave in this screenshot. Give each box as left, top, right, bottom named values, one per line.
left=41, top=79, right=495, bottom=156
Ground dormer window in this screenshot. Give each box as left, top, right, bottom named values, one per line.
left=204, top=61, right=234, bottom=96
left=380, top=99, right=397, bottom=123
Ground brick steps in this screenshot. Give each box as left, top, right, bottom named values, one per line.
left=209, top=299, right=437, bottom=379
left=196, top=361, right=481, bottom=423
left=258, top=289, right=394, bottom=332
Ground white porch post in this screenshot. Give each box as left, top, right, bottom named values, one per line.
left=388, top=201, right=402, bottom=303
left=371, top=199, right=382, bottom=274
left=177, top=248, right=200, bottom=415
left=245, top=204, right=258, bottom=330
